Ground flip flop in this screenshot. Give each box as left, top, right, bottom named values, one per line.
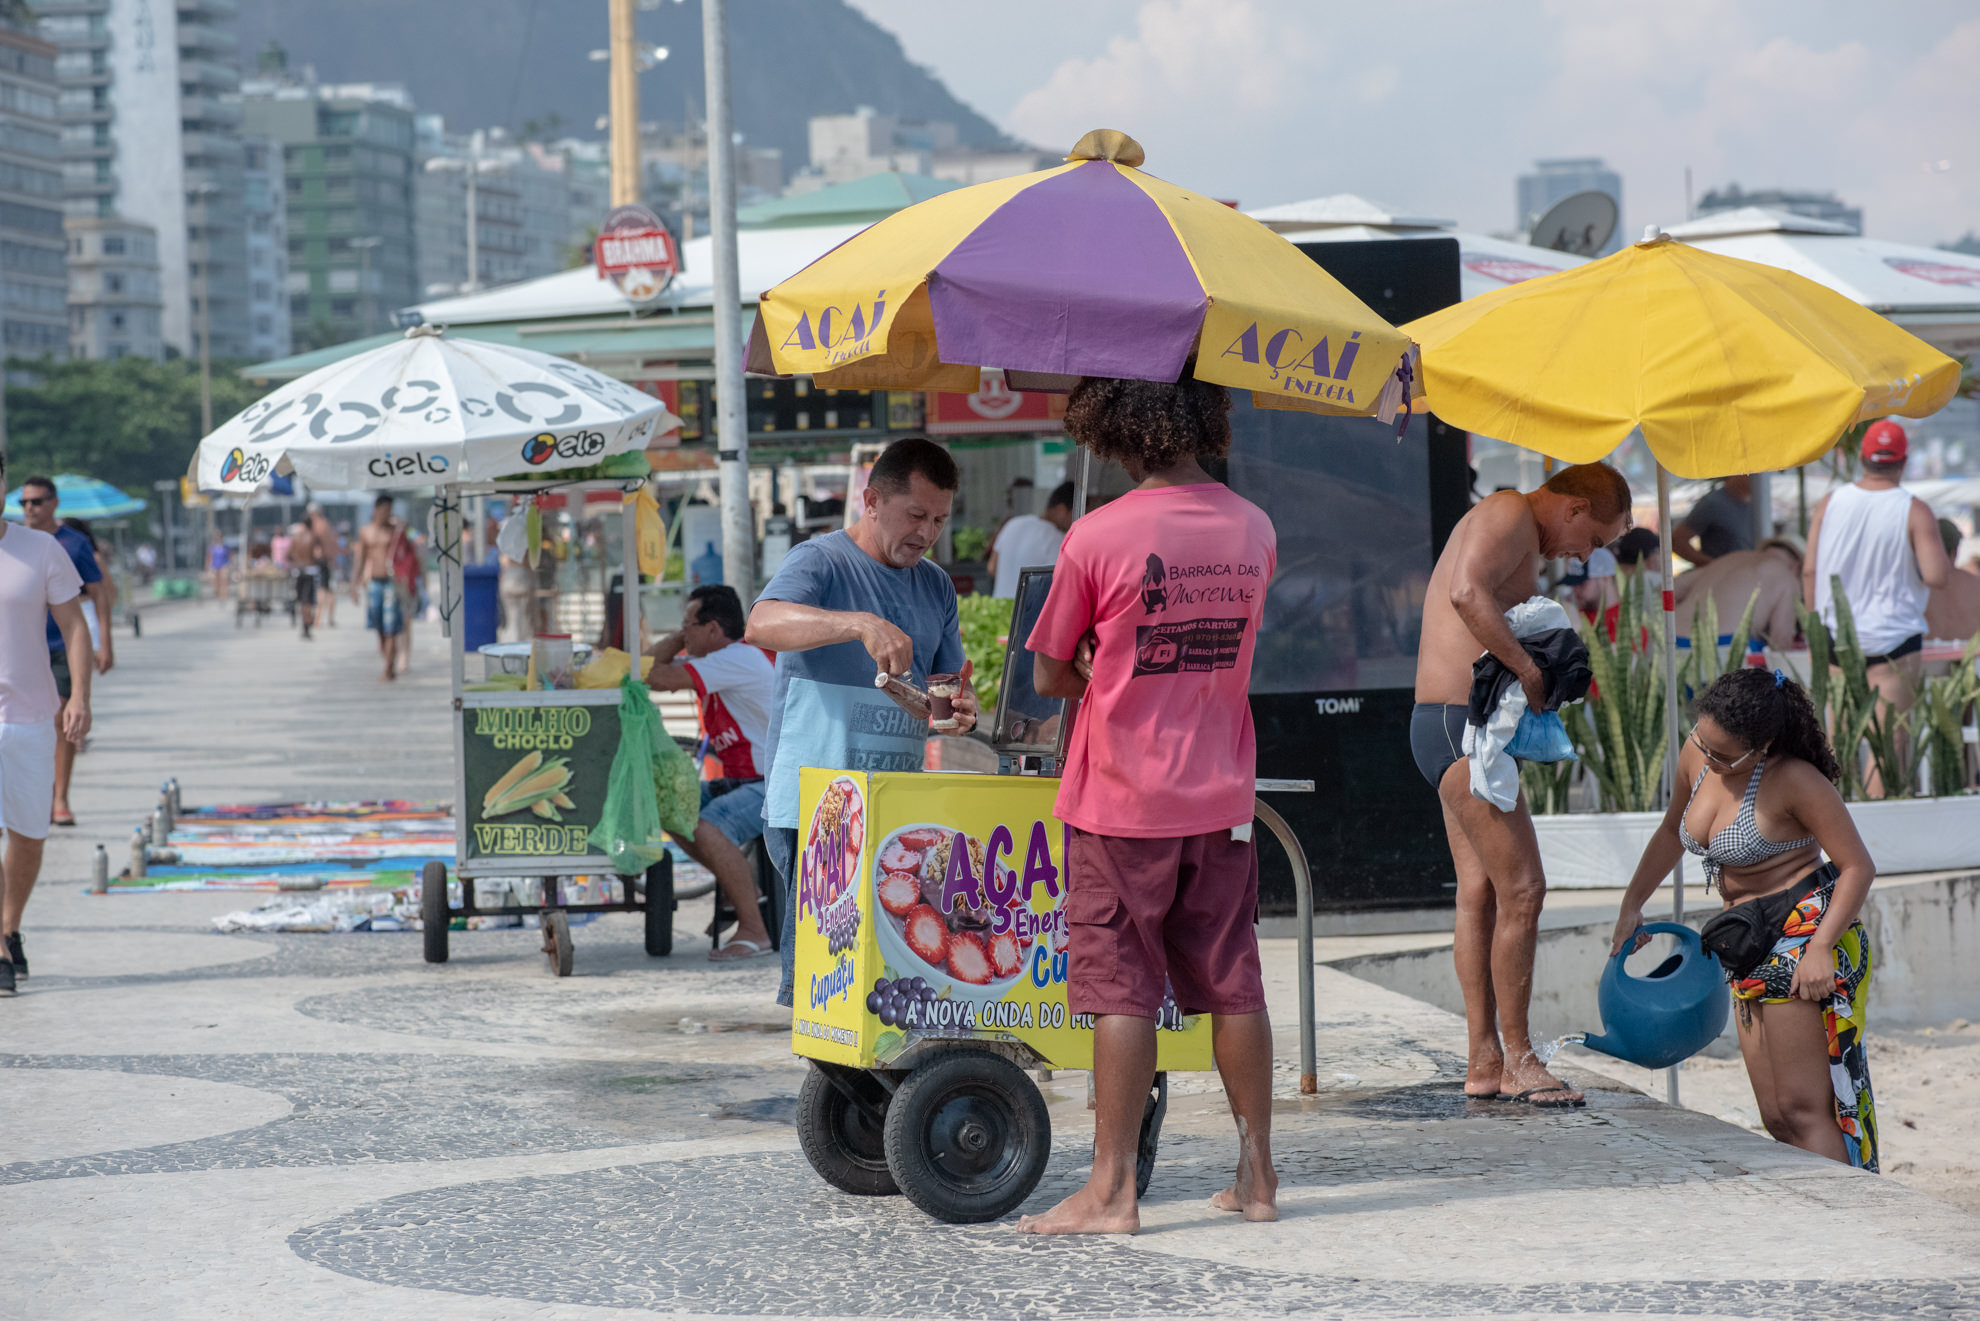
left=708, top=938, right=775, bottom=963
left=50, top=812, right=76, bottom=828
left=1501, top=1086, right=1586, bottom=1109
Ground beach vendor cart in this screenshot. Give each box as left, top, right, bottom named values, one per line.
left=192, top=325, right=685, bottom=976
left=785, top=569, right=1318, bottom=1223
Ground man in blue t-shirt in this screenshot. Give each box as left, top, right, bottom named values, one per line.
left=747, top=438, right=979, bottom=1007
left=20, top=477, right=111, bottom=827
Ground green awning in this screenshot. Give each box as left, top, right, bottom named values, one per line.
left=737, top=172, right=960, bottom=229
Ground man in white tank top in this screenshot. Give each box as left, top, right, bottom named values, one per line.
left=1804, top=421, right=1951, bottom=793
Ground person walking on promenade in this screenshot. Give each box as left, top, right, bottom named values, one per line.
left=1410, top=464, right=1631, bottom=1107
left=1610, top=668, right=1879, bottom=1169
left=1804, top=422, right=1950, bottom=796
left=0, top=459, right=93, bottom=995
left=1017, top=375, right=1278, bottom=1235
left=305, top=502, right=341, bottom=628
left=646, top=584, right=778, bottom=962
left=19, top=479, right=111, bottom=828
left=1673, top=473, right=1756, bottom=566
left=350, top=495, right=406, bottom=681
left=747, top=438, right=979, bottom=1010
left=287, top=517, right=322, bottom=640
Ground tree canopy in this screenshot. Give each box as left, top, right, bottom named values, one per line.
left=3, top=357, right=270, bottom=493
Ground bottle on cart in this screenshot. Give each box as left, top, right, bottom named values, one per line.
left=690, top=540, right=723, bottom=588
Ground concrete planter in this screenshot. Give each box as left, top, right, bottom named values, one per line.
left=1536, top=794, right=1980, bottom=888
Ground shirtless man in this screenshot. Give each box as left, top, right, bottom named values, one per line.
left=350, top=494, right=405, bottom=680
left=306, top=502, right=340, bottom=627
left=1410, top=463, right=1631, bottom=1107
left=287, top=518, right=322, bottom=640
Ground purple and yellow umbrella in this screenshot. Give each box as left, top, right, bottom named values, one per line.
left=747, top=130, right=1418, bottom=419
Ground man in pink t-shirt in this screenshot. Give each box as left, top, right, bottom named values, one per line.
left=0, top=458, right=95, bottom=996
left=1019, top=376, right=1278, bottom=1235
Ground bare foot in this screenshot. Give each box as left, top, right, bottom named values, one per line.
left=1208, top=1133, right=1279, bottom=1221
left=1015, top=1185, right=1138, bottom=1235
left=1465, top=1043, right=1506, bottom=1098
left=1500, top=1050, right=1583, bottom=1106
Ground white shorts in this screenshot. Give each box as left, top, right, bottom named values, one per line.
left=0, top=718, right=58, bottom=839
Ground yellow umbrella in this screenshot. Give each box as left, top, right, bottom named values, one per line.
left=1404, top=229, right=1960, bottom=479
left=745, top=130, right=1418, bottom=420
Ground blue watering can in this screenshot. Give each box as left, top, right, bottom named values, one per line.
left=1580, top=922, right=1729, bottom=1070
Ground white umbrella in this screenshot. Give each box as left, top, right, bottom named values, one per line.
left=1667, top=208, right=1980, bottom=360
left=194, top=325, right=677, bottom=494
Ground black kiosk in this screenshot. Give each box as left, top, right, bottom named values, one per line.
left=1238, top=237, right=1468, bottom=913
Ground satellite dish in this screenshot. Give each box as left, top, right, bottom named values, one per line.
left=1529, top=190, right=1619, bottom=256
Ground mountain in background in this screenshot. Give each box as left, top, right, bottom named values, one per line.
left=233, top=0, right=1019, bottom=168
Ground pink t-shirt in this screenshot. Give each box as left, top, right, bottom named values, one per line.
left=0, top=523, right=84, bottom=723
left=1028, top=482, right=1276, bottom=838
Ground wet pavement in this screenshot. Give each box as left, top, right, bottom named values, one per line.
left=5, top=602, right=1980, bottom=1319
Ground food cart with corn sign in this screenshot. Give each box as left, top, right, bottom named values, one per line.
left=192, top=325, right=687, bottom=976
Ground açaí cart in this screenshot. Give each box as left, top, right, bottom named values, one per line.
left=788, top=568, right=1317, bottom=1224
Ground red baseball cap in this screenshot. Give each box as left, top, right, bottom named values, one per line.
left=1861, top=420, right=1908, bottom=464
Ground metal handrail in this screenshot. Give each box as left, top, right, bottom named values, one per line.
left=1255, top=779, right=1317, bottom=1094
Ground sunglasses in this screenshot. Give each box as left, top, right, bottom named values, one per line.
left=19, top=496, right=51, bottom=507
left=1691, top=732, right=1757, bottom=772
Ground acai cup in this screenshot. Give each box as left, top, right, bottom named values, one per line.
left=926, top=673, right=962, bottom=732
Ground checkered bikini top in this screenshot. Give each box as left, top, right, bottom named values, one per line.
left=1678, top=754, right=1817, bottom=892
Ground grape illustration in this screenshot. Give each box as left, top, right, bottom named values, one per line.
left=870, top=975, right=938, bottom=1028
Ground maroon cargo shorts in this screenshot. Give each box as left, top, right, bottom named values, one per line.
left=1063, top=825, right=1264, bottom=1020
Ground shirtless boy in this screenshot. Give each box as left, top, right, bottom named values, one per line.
left=287, top=518, right=322, bottom=639
left=350, top=494, right=405, bottom=680
left=1411, top=464, right=1631, bottom=1106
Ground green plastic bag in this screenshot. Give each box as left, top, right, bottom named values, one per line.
left=588, top=675, right=672, bottom=875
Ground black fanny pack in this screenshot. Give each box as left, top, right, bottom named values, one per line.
left=1699, top=862, right=1837, bottom=982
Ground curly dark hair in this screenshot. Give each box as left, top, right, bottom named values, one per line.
left=1062, top=375, right=1232, bottom=470
left=1692, top=668, right=1840, bottom=783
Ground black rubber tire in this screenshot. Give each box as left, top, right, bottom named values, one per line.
left=543, top=909, right=573, bottom=976
left=420, top=861, right=449, bottom=964
left=1135, top=1071, right=1168, bottom=1199
left=884, top=1050, right=1050, bottom=1224
left=643, top=855, right=675, bottom=957
left=796, top=1062, right=899, bottom=1196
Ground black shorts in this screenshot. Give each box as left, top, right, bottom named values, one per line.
left=1410, top=703, right=1469, bottom=790
left=294, top=566, right=319, bottom=607
left=1824, top=628, right=1923, bottom=667
left=50, top=647, right=72, bottom=701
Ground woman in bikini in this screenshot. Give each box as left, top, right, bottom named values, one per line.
left=1609, top=668, right=1878, bottom=1170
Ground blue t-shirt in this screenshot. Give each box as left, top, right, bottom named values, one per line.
left=48, top=524, right=102, bottom=651
left=757, top=530, right=964, bottom=828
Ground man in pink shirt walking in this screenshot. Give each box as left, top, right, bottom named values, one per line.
left=1019, top=376, right=1278, bottom=1234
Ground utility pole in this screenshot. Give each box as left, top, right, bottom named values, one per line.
left=353, top=236, right=383, bottom=335
left=704, top=0, right=750, bottom=596
left=608, top=0, right=639, bottom=206
left=198, top=253, right=213, bottom=435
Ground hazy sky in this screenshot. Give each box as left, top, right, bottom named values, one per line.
left=845, top=0, right=1978, bottom=247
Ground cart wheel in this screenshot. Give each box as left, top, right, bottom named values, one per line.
left=421, top=861, right=449, bottom=964
left=542, top=909, right=574, bottom=976
left=797, top=1062, right=899, bottom=1196
left=643, top=856, right=675, bottom=957
left=1135, top=1071, right=1168, bottom=1199
left=884, top=1049, right=1050, bottom=1224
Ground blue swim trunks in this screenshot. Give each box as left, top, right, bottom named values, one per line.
left=366, top=578, right=404, bottom=638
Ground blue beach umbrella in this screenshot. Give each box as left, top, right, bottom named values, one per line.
left=3, top=473, right=148, bottom=521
